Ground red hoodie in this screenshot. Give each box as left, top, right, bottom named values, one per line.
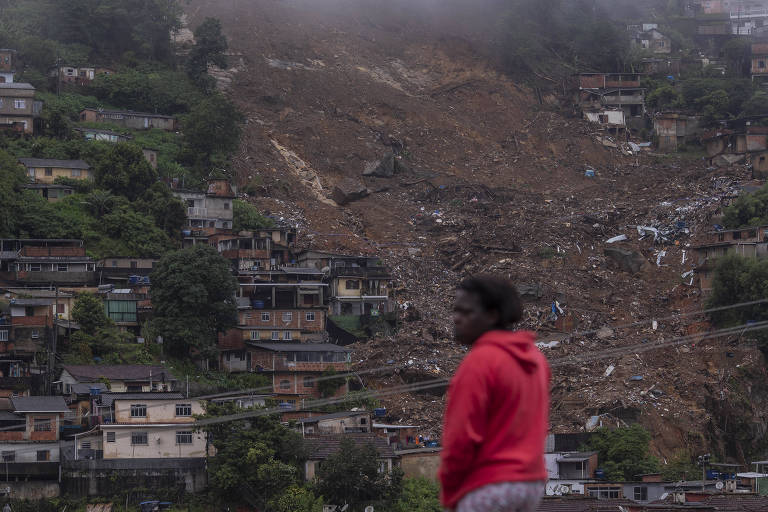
left=439, top=330, right=550, bottom=508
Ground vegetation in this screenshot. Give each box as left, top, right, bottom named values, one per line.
left=313, top=437, right=403, bottom=511
left=394, top=478, right=442, bottom=512
left=723, top=183, right=768, bottom=228
left=151, top=245, right=238, bottom=358
left=186, top=17, right=229, bottom=91
left=586, top=425, right=660, bottom=481
left=233, top=199, right=274, bottom=231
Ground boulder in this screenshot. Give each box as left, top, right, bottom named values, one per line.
left=604, top=247, right=648, bottom=274
left=363, top=152, right=396, bottom=177
left=394, top=158, right=411, bottom=174
left=331, top=179, right=369, bottom=205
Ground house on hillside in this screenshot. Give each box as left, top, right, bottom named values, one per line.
left=79, top=108, right=176, bottom=131
left=295, top=411, right=372, bottom=435
left=0, top=82, right=40, bottom=134
left=752, top=43, right=768, bottom=81
left=303, top=434, right=398, bottom=480
left=58, top=365, right=178, bottom=394
left=0, top=49, right=16, bottom=83
left=693, top=225, right=768, bottom=292
left=173, top=178, right=235, bottom=237
left=73, top=127, right=132, bottom=143
left=19, top=158, right=92, bottom=202
left=701, top=118, right=768, bottom=171
left=575, top=73, right=645, bottom=131
left=51, top=66, right=113, bottom=86
left=653, top=113, right=703, bottom=152
left=0, top=239, right=96, bottom=286
left=0, top=396, right=68, bottom=499
left=631, top=28, right=672, bottom=54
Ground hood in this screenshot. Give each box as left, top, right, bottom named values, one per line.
left=474, top=330, right=541, bottom=373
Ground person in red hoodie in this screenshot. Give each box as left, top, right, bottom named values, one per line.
left=439, top=275, right=550, bottom=512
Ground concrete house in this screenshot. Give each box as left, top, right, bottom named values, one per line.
left=303, top=434, right=398, bottom=480
left=633, top=28, right=672, bottom=54
left=173, top=178, right=235, bottom=235
left=0, top=82, right=38, bottom=134
left=693, top=225, right=768, bottom=292
left=752, top=43, right=768, bottom=81
left=0, top=49, right=15, bottom=83
left=576, top=73, right=645, bottom=129
left=0, top=239, right=96, bottom=286
left=295, top=410, right=372, bottom=435
left=653, top=113, right=702, bottom=152
left=73, top=127, right=132, bottom=143
left=20, top=158, right=92, bottom=202
left=59, top=365, right=178, bottom=394
left=79, top=108, right=176, bottom=131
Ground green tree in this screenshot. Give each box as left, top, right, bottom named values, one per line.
left=151, top=245, right=237, bottom=357
left=741, top=91, right=768, bottom=117
left=661, top=450, right=700, bottom=481
left=72, top=292, right=111, bottom=334
left=586, top=425, right=660, bottom=481
left=723, top=38, right=752, bottom=77
left=186, top=17, right=228, bottom=91
left=270, top=485, right=323, bottom=512
left=313, top=438, right=403, bottom=511
left=317, top=366, right=347, bottom=399
left=181, top=93, right=243, bottom=169
left=394, top=477, right=441, bottom=512
left=646, top=84, right=682, bottom=112
left=722, top=183, right=768, bottom=228
left=202, top=402, right=307, bottom=508
left=0, top=149, right=29, bottom=237
left=134, top=182, right=186, bottom=238
left=95, top=144, right=158, bottom=200
left=83, top=189, right=117, bottom=218
left=232, top=199, right=274, bottom=232
left=708, top=255, right=768, bottom=345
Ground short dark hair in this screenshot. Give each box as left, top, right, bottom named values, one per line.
left=457, top=275, right=523, bottom=327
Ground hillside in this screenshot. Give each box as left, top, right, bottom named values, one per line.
left=185, top=0, right=768, bottom=461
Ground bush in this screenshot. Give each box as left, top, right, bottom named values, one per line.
left=586, top=425, right=660, bottom=481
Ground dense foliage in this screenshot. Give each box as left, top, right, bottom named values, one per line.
left=233, top=199, right=275, bottom=231
left=586, top=425, right=660, bottom=481
left=186, top=17, right=229, bottom=91
left=393, top=478, right=442, bottom=512
left=723, top=184, right=768, bottom=228
left=151, top=245, right=238, bottom=358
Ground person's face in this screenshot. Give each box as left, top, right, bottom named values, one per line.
left=453, top=289, right=499, bottom=345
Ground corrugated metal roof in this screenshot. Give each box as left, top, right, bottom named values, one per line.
left=62, top=365, right=176, bottom=382
left=296, top=410, right=369, bottom=423
left=0, top=83, right=34, bottom=90
left=99, top=392, right=184, bottom=407
left=18, top=158, right=90, bottom=169
left=304, top=433, right=397, bottom=459
left=11, top=396, right=68, bottom=413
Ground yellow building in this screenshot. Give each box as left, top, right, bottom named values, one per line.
left=19, top=157, right=92, bottom=184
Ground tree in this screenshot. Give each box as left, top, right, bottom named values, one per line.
left=72, top=292, right=111, bottom=334
left=646, top=84, right=682, bottom=112
left=270, top=485, right=323, bottom=512
left=151, top=245, right=238, bottom=357
left=95, top=144, right=158, bottom=201
left=186, top=17, right=228, bottom=91
left=202, top=402, right=307, bottom=508
left=134, top=182, right=186, bottom=238
left=394, top=477, right=441, bottom=512
left=722, top=183, right=768, bottom=228
left=232, top=199, right=274, bottom=232
left=317, top=367, right=347, bottom=399
left=723, top=38, right=751, bottom=78
left=181, top=93, right=243, bottom=168
left=313, top=438, right=403, bottom=510
left=0, top=149, right=29, bottom=237
left=586, top=425, right=660, bottom=481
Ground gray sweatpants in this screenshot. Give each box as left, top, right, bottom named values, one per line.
left=456, top=481, right=543, bottom=512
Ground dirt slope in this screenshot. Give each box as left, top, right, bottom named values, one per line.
left=186, top=0, right=768, bottom=460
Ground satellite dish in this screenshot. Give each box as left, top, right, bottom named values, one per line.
left=715, top=481, right=724, bottom=490
left=365, top=507, right=374, bottom=512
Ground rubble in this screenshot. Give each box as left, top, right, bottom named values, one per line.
left=604, top=247, right=648, bottom=274
left=330, top=179, right=370, bottom=205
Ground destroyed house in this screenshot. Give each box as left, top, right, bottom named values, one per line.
left=295, top=410, right=372, bottom=434
left=59, top=365, right=177, bottom=394
left=246, top=343, right=351, bottom=397
left=79, top=108, right=176, bottom=131
left=0, top=239, right=96, bottom=285
left=631, top=28, right=672, bottom=54
left=576, top=73, right=645, bottom=122
left=693, top=225, right=768, bottom=292
left=216, top=225, right=297, bottom=271
left=653, top=113, right=702, bottom=152
left=701, top=121, right=768, bottom=172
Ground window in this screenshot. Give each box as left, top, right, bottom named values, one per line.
left=0, top=331, right=7, bottom=342
left=81, top=441, right=91, bottom=450
left=29, top=263, right=41, bottom=272
left=261, top=312, right=270, bottom=322
left=283, top=331, right=292, bottom=340
left=306, top=312, right=315, bottom=321
left=57, top=264, right=68, bottom=272
left=126, top=385, right=141, bottom=392
left=130, top=261, right=137, bottom=268
left=31, top=330, right=39, bottom=339
left=131, top=432, right=148, bottom=445
left=175, top=404, right=192, bottom=417
left=733, top=231, right=742, bottom=240
left=1, top=451, right=14, bottom=462
left=224, top=202, right=230, bottom=209
left=14, top=99, right=25, bottom=109
left=346, top=280, right=360, bottom=290
left=27, top=168, right=34, bottom=178
left=282, top=312, right=293, bottom=322
left=36, top=450, right=50, bottom=461
left=176, top=431, right=193, bottom=444
left=280, top=379, right=290, bottom=390
left=634, top=487, right=648, bottom=501
left=303, top=376, right=314, bottom=388
left=44, top=167, right=52, bottom=176
left=130, top=404, right=147, bottom=418
left=34, top=418, right=52, bottom=431
left=360, top=417, right=367, bottom=425
left=71, top=169, right=81, bottom=177
left=250, top=330, right=260, bottom=341
left=55, top=303, right=66, bottom=314
left=106, top=432, right=115, bottom=443
left=272, top=331, right=280, bottom=340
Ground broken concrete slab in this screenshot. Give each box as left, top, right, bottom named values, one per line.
left=712, top=153, right=745, bottom=168
left=331, top=178, right=370, bottom=205
left=604, top=247, right=648, bottom=274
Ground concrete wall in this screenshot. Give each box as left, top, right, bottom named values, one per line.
left=101, top=427, right=207, bottom=459
left=27, top=166, right=92, bottom=184
left=7, top=481, right=59, bottom=500
left=113, top=399, right=203, bottom=424
left=399, top=451, right=441, bottom=482
left=0, top=441, right=59, bottom=461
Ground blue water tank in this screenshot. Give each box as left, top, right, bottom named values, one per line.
left=374, top=407, right=387, bottom=417
left=128, top=275, right=139, bottom=285
left=182, top=230, right=192, bottom=236
left=252, top=300, right=265, bottom=309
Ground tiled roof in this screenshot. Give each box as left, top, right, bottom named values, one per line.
left=304, top=433, right=397, bottom=459
left=11, top=396, right=69, bottom=413
left=535, top=497, right=635, bottom=512
left=62, top=365, right=176, bottom=382
left=0, top=83, right=33, bottom=90
left=18, top=158, right=90, bottom=169
left=81, top=108, right=175, bottom=119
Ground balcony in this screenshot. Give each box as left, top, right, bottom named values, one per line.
left=330, top=266, right=391, bottom=279
left=187, top=207, right=208, bottom=218
left=11, top=315, right=51, bottom=327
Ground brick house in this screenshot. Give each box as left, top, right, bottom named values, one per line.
left=0, top=82, right=39, bottom=134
